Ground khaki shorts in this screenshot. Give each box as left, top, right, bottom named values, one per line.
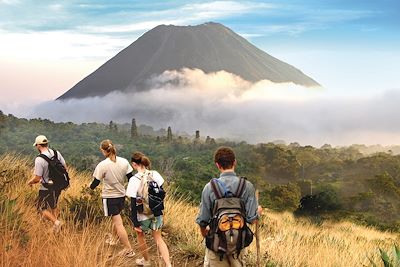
left=203, top=248, right=245, bottom=267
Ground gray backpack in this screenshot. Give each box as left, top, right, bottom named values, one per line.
left=205, top=177, right=254, bottom=259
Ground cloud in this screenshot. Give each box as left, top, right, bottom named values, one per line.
left=0, top=0, right=19, bottom=5
left=31, top=68, right=400, bottom=146
left=0, top=30, right=131, bottom=60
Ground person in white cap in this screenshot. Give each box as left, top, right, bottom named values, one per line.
left=27, top=135, right=67, bottom=232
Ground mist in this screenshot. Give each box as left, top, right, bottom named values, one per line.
left=32, top=68, right=400, bottom=146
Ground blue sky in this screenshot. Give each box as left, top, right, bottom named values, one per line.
left=1, top=0, right=400, bottom=113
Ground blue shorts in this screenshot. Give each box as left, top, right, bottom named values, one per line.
left=140, top=215, right=163, bottom=232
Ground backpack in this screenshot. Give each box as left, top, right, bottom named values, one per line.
left=137, top=171, right=166, bottom=216
left=38, top=150, right=70, bottom=191
left=205, top=177, right=254, bottom=259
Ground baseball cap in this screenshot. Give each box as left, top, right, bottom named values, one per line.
left=33, top=135, right=49, bottom=146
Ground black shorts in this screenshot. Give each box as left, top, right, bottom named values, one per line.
left=37, top=189, right=61, bottom=210
left=103, top=197, right=125, bottom=216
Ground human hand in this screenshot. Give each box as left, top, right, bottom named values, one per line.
left=257, top=205, right=263, bottom=216
left=200, top=226, right=209, bottom=238
left=134, top=226, right=142, bottom=233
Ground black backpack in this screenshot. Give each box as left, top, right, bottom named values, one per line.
left=38, top=150, right=70, bottom=191
left=205, top=177, right=254, bottom=259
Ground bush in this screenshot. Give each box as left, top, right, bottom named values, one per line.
left=65, top=187, right=104, bottom=224
left=296, top=187, right=341, bottom=215
left=270, top=182, right=301, bottom=211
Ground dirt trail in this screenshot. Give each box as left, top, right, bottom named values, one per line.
left=103, top=229, right=204, bottom=267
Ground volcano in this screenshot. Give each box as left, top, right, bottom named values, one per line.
left=57, top=22, right=319, bottom=100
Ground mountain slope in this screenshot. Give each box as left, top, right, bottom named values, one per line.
left=58, top=22, right=319, bottom=100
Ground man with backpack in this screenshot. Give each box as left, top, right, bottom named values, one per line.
left=196, top=146, right=259, bottom=266
left=27, top=135, right=69, bottom=232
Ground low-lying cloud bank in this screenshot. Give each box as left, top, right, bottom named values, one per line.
left=32, top=68, right=400, bottom=146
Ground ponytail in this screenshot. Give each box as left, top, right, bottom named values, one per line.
left=100, top=139, right=117, bottom=162
left=131, top=152, right=151, bottom=169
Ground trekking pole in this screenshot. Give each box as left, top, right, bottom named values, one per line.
left=255, top=189, right=261, bottom=267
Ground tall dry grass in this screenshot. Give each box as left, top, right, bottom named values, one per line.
left=1, top=154, right=399, bottom=266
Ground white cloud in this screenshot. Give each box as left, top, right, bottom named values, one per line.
left=181, top=1, right=275, bottom=20
left=80, top=20, right=182, bottom=34
left=80, top=1, right=276, bottom=35
left=0, top=30, right=132, bottom=60
left=48, top=3, right=63, bottom=12
left=31, top=68, right=400, bottom=146
left=0, top=0, right=19, bottom=5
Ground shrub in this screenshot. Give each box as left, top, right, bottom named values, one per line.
left=65, top=186, right=104, bottom=224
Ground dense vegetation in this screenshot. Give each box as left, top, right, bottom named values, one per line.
left=1, top=111, right=400, bottom=231
left=2, top=154, right=398, bottom=266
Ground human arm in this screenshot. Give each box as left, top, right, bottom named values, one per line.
left=89, top=178, right=100, bottom=189
left=130, top=197, right=141, bottom=228
left=195, top=184, right=212, bottom=236
left=90, top=163, right=103, bottom=189
left=244, top=181, right=259, bottom=224
left=29, top=158, right=44, bottom=185
left=27, top=175, right=41, bottom=185
left=126, top=175, right=142, bottom=231
left=57, top=150, right=67, bottom=168
left=126, top=172, right=133, bottom=181
left=126, top=159, right=133, bottom=181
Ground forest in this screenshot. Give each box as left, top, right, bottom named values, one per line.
left=1, top=110, right=399, bottom=231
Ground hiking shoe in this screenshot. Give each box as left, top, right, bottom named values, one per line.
left=53, top=220, right=63, bottom=233
left=135, top=257, right=151, bottom=266
left=117, top=248, right=135, bottom=258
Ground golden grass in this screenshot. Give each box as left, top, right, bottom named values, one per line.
left=1, top=154, right=399, bottom=267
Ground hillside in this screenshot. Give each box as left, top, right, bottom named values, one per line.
left=1, top=155, right=399, bottom=266
left=57, top=22, right=319, bottom=100
left=1, top=112, right=400, bottom=232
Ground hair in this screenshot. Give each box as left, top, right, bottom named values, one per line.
left=214, top=146, right=236, bottom=170
left=100, top=139, right=117, bottom=162
left=131, top=151, right=151, bottom=169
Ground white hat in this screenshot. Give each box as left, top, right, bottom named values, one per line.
left=33, top=135, right=49, bottom=146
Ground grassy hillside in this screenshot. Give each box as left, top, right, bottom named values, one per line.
left=1, top=112, right=400, bottom=231
left=1, top=155, right=399, bottom=266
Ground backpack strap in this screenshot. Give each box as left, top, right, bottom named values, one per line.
left=210, top=178, right=223, bottom=199
left=53, top=149, right=58, bottom=159
left=37, top=153, right=51, bottom=163
left=235, top=177, right=247, bottom=198
left=37, top=149, right=57, bottom=162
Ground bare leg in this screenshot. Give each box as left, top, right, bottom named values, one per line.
left=152, top=230, right=171, bottom=266
left=112, top=215, right=132, bottom=250
left=51, top=208, right=59, bottom=220
left=41, top=209, right=57, bottom=223
left=137, top=231, right=150, bottom=261
left=111, top=222, right=118, bottom=240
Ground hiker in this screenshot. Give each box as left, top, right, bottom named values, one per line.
left=196, top=146, right=260, bottom=267
left=126, top=152, right=172, bottom=267
left=27, top=135, right=67, bottom=232
left=89, top=139, right=135, bottom=258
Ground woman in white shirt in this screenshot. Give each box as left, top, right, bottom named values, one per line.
left=126, top=152, right=171, bottom=267
left=89, top=139, right=135, bottom=258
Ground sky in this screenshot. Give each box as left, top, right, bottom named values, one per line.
left=1, top=0, right=400, bottom=145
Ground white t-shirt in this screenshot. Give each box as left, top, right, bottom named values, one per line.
left=126, top=169, right=164, bottom=221
left=34, top=148, right=66, bottom=191
left=93, top=156, right=133, bottom=198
